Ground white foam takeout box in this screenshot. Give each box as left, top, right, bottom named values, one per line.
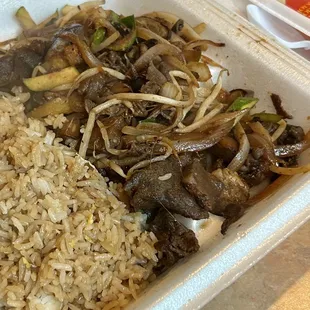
left=249, top=0, right=310, bottom=37
left=0, top=0, right=310, bottom=309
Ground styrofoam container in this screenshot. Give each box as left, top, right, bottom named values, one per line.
left=1, top=0, right=310, bottom=309
left=250, top=0, right=310, bottom=37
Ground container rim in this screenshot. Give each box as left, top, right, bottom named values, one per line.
left=127, top=0, right=310, bottom=309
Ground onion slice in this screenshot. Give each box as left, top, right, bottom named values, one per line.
left=94, top=31, right=120, bottom=53
left=133, top=43, right=183, bottom=72
left=227, top=123, right=250, bottom=171
left=199, top=109, right=248, bottom=132
left=193, top=23, right=207, bottom=35
left=270, top=164, right=310, bottom=175
left=271, top=119, right=287, bottom=142
left=58, top=0, right=105, bottom=27
left=194, top=74, right=223, bottom=122
left=187, top=62, right=211, bottom=82
left=171, top=120, right=233, bottom=153
left=175, top=103, right=224, bottom=133
left=247, top=133, right=278, bottom=165
left=137, top=27, right=171, bottom=45
left=162, top=56, right=198, bottom=87
left=183, top=50, right=201, bottom=63
left=249, top=122, right=273, bottom=145
left=248, top=175, right=292, bottom=205
left=160, top=82, right=179, bottom=99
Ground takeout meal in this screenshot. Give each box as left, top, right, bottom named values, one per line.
left=0, top=1, right=309, bottom=309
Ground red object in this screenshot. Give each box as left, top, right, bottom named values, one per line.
left=286, top=0, right=310, bottom=18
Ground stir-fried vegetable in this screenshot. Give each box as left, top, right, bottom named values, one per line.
left=227, top=123, right=250, bottom=171
left=228, top=97, right=259, bottom=112
left=0, top=1, right=307, bottom=250
left=162, top=55, right=198, bottom=86
left=109, top=15, right=137, bottom=51
left=251, top=113, right=283, bottom=123
left=136, top=17, right=169, bottom=38
left=91, top=27, right=106, bottom=47
left=270, top=164, right=310, bottom=175
left=171, top=19, right=184, bottom=34
left=15, top=7, right=36, bottom=30
left=23, top=67, right=80, bottom=91
left=60, top=33, right=102, bottom=67
left=137, top=27, right=170, bottom=44
left=271, top=119, right=287, bottom=142
left=143, top=11, right=202, bottom=41
left=183, top=50, right=201, bottom=63
left=134, top=44, right=183, bottom=72
left=193, top=22, right=207, bottom=35
left=187, top=62, right=211, bottom=82
left=29, top=93, right=85, bottom=118
left=92, top=31, right=120, bottom=53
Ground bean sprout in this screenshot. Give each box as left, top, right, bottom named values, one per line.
left=176, top=103, right=224, bottom=133
left=127, top=142, right=173, bottom=178
left=31, top=65, right=47, bottom=78
left=79, top=99, right=123, bottom=158
left=96, top=120, right=127, bottom=155
left=107, top=91, right=196, bottom=108
left=68, top=66, right=126, bottom=97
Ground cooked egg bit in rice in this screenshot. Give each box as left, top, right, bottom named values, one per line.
left=1, top=0, right=310, bottom=308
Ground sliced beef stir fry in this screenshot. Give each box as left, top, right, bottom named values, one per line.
left=78, top=71, right=119, bottom=103
left=0, top=40, right=48, bottom=88
left=182, top=159, right=224, bottom=214
left=277, top=124, right=305, bottom=145
left=125, top=157, right=210, bottom=220
left=98, top=50, right=128, bottom=74
left=150, top=209, right=199, bottom=274
left=125, top=155, right=251, bottom=252
left=1, top=3, right=309, bottom=275
left=239, top=153, right=271, bottom=186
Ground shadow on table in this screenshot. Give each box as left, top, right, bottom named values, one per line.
left=203, top=221, right=310, bottom=310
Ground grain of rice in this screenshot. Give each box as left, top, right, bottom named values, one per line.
left=0, top=93, right=158, bottom=309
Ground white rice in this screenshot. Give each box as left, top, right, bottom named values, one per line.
left=0, top=94, right=158, bottom=309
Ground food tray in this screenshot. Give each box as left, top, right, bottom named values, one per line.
left=250, top=0, right=310, bottom=37
left=1, top=0, right=310, bottom=309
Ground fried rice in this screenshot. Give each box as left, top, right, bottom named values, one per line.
left=0, top=91, right=158, bottom=310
